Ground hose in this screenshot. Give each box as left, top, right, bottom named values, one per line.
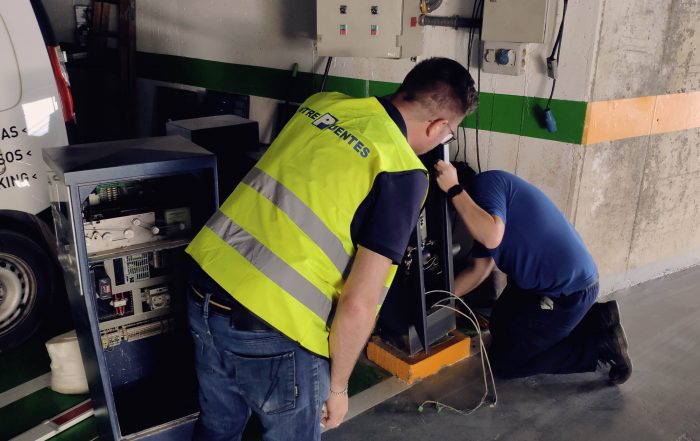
left=419, top=14, right=481, bottom=29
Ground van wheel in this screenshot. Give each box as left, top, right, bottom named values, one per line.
left=0, top=229, right=51, bottom=352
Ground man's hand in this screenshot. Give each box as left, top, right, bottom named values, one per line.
left=434, top=163, right=506, bottom=249
left=434, top=160, right=459, bottom=192
left=321, top=392, right=349, bottom=429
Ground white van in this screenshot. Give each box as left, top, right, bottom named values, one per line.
left=0, top=0, right=74, bottom=351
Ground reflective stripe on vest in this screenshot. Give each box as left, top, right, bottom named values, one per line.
left=242, top=166, right=352, bottom=276
left=209, top=167, right=390, bottom=322
left=206, top=210, right=333, bottom=322
left=379, top=286, right=390, bottom=305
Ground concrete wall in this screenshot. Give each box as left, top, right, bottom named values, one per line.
left=135, top=0, right=601, bottom=213
left=137, top=0, right=599, bottom=99
left=42, top=0, right=700, bottom=293
left=590, top=0, right=699, bottom=100
left=577, top=0, right=700, bottom=292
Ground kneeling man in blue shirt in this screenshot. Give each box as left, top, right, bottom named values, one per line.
left=435, top=160, right=632, bottom=384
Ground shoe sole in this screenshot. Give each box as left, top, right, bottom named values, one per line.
left=609, top=322, right=633, bottom=385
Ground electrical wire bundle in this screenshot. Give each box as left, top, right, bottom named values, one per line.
left=417, top=289, right=498, bottom=416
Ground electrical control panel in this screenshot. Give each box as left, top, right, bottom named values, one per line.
left=90, top=249, right=178, bottom=347
left=45, top=136, right=217, bottom=440
left=316, top=0, right=423, bottom=58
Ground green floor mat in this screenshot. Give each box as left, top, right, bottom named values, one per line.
left=0, top=388, right=89, bottom=440
left=50, top=417, right=99, bottom=441
left=0, top=336, right=51, bottom=394
left=348, top=354, right=393, bottom=396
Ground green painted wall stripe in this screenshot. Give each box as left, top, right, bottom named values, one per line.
left=136, top=52, right=586, bottom=144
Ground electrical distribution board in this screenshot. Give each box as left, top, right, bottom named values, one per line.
left=44, top=136, right=218, bottom=440
left=316, top=0, right=423, bottom=58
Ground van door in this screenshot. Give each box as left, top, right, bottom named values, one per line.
left=0, top=16, right=21, bottom=112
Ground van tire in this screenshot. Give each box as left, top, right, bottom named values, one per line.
left=0, top=229, right=51, bottom=352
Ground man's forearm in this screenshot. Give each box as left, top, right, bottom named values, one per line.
left=328, top=247, right=391, bottom=391
left=328, top=294, right=378, bottom=390
left=454, top=257, right=495, bottom=296
left=451, top=191, right=503, bottom=249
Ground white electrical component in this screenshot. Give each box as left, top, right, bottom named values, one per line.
left=84, top=212, right=160, bottom=254
left=164, top=207, right=192, bottom=232
left=481, top=42, right=527, bottom=76
left=316, top=0, right=423, bottom=58
left=111, top=299, right=128, bottom=308
left=144, top=285, right=171, bottom=310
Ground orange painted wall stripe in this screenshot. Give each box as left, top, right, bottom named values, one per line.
left=583, top=91, right=700, bottom=145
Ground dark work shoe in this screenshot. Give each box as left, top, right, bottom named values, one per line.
left=599, top=323, right=633, bottom=385
left=589, top=300, right=621, bottom=330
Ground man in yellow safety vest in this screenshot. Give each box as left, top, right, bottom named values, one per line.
left=186, top=57, right=478, bottom=440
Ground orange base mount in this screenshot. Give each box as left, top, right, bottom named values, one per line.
left=367, top=331, right=471, bottom=384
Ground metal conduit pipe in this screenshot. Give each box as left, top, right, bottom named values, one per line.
left=418, top=14, right=481, bottom=29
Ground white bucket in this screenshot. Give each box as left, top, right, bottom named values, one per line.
left=45, top=330, right=89, bottom=395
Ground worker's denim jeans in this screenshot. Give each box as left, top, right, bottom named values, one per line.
left=187, top=291, right=330, bottom=441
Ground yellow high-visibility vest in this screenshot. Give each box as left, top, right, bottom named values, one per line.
left=186, top=92, right=427, bottom=357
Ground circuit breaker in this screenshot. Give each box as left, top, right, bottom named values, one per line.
left=316, top=0, right=423, bottom=58
left=44, top=136, right=218, bottom=440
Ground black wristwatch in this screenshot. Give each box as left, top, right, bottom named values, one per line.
left=446, top=184, right=463, bottom=199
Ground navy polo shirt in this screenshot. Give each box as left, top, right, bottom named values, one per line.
left=349, top=98, right=427, bottom=264
left=470, top=171, right=597, bottom=295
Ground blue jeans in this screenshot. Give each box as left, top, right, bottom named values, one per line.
left=187, top=291, right=330, bottom=441
left=489, top=280, right=600, bottom=378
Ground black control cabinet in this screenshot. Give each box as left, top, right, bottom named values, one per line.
left=166, top=114, right=260, bottom=199
left=377, top=146, right=456, bottom=355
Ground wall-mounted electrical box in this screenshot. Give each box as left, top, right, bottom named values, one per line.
left=316, top=0, right=423, bottom=58
left=481, top=0, right=549, bottom=43
left=44, top=136, right=218, bottom=440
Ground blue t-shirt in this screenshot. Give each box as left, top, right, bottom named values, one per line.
left=470, top=171, right=597, bottom=295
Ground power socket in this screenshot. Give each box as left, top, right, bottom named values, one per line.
left=481, top=42, right=527, bottom=76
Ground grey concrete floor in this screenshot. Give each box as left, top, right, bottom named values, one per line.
left=325, top=266, right=700, bottom=441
